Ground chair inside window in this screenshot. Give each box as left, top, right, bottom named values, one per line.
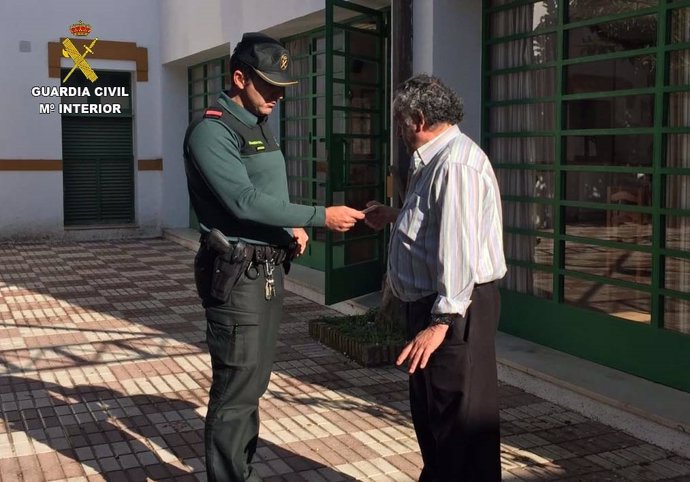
left=606, top=186, right=650, bottom=226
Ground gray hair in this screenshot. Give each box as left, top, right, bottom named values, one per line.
left=393, top=74, right=464, bottom=127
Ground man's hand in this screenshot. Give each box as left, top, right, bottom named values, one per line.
left=292, top=228, right=309, bottom=256
left=363, top=201, right=399, bottom=231
left=396, top=324, right=449, bottom=374
left=325, top=206, right=365, bottom=232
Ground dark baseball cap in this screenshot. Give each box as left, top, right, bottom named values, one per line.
left=231, top=32, right=298, bottom=87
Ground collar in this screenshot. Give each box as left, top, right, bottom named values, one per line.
left=217, top=91, right=266, bottom=127
left=412, top=124, right=461, bottom=168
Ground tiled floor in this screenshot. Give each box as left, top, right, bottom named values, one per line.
left=1, top=238, right=689, bottom=481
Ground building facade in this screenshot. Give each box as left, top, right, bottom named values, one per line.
left=0, top=0, right=687, bottom=393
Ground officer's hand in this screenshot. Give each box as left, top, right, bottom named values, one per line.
left=396, top=324, right=449, bottom=374
left=293, top=228, right=309, bottom=256
left=363, top=201, right=399, bottom=231
left=325, top=206, right=365, bottom=232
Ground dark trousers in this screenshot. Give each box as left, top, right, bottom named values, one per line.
left=405, top=283, right=501, bottom=482
left=196, top=247, right=284, bottom=482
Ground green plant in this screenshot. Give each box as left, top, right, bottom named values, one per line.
left=316, top=308, right=405, bottom=345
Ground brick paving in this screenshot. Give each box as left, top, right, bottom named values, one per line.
left=1, top=238, right=690, bottom=482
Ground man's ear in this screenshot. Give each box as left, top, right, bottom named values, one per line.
left=232, top=70, right=248, bottom=90
left=412, top=111, right=426, bottom=132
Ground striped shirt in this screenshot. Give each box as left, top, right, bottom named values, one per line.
left=388, top=125, right=507, bottom=317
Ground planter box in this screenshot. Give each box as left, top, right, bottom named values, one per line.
left=308, top=319, right=406, bottom=367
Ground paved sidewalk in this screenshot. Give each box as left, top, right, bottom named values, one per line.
left=1, top=239, right=690, bottom=482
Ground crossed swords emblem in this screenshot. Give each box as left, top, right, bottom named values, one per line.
left=62, top=37, right=98, bottom=83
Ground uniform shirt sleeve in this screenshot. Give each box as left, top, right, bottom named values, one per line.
left=188, top=120, right=326, bottom=227
left=431, top=163, right=482, bottom=317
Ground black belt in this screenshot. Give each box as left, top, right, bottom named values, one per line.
left=199, top=235, right=294, bottom=265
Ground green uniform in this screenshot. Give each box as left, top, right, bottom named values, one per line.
left=185, top=92, right=325, bottom=244
left=184, top=92, right=324, bottom=482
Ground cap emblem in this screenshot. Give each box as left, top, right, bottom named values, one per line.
left=279, top=53, right=289, bottom=71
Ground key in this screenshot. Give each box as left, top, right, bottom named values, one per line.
left=264, top=261, right=276, bottom=300
left=265, top=277, right=275, bottom=300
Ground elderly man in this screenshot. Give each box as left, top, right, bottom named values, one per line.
left=366, top=74, right=507, bottom=482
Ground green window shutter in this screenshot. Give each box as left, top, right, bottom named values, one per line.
left=62, top=116, right=134, bottom=225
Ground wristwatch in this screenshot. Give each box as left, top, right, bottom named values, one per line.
left=430, top=314, right=460, bottom=327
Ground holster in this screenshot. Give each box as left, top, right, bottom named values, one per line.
left=195, top=238, right=251, bottom=303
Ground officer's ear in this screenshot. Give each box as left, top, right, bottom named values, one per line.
left=232, top=69, right=250, bottom=90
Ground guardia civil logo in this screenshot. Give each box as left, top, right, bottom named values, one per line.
left=61, top=20, right=98, bottom=83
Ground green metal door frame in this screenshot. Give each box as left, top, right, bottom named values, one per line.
left=325, top=0, right=387, bottom=304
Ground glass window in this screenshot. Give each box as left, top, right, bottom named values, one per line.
left=664, top=297, right=690, bottom=334
left=565, top=55, right=656, bottom=94
left=669, top=7, right=690, bottom=44
left=563, top=276, right=651, bottom=323
left=490, top=34, right=556, bottom=69
left=568, top=0, right=657, bottom=22
left=564, top=172, right=652, bottom=205
left=565, top=135, right=653, bottom=166
left=490, top=1, right=558, bottom=37
left=564, top=95, right=654, bottom=129
left=489, top=137, right=555, bottom=164
left=490, top=68, right=556, bottom=100
left=564, top=207, right=652, bottom=244
left=567, top=15, right=656, bottom=58
left=498, top=170, right=555, bottom=198
left=489, top=103, right=555, bottom=132
left=484, top=1, right=690, bottom=330
left=503, top=201, right=555, bottom=230
left=666, top=134, right=690, bottom=168
left=665, top=216, right=690, bottom=251
left=668, top=50, right=690, bottom=86
left=565, top=241, right=651, bottom=285
left=665, top=176, right=690, bottom=210
left=500, top=266, right=553, bottom=299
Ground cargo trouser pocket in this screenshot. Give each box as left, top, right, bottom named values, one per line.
left=207, top=319, right=259, bottom=369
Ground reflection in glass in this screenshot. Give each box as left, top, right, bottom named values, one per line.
left=490, top=1, right=558, bottom=37
left=490, top=34, right=556, bottom=69
left=564, top=172, right=651, bottom=205
left=565, top=135, right=653, bottom=166
left=666, top=135, right=690, bottom=168
left=670, top=7, right=690, bottom=44
left=565, top=241, right=651, bottom=285
left=563, top=277, right=650, bottom=323
left=568, top=0, right=657, bottom=22
left=489, top=103, right=555, bottom=132
left=668, top=93, right=690, bottom=127
left=504, top=233, right=553, bottom=265
left=490, top=69, right=556, bottom=101
left=668, top=50, right=690, bottom=86
left=665, top=256, right=690, bottom=292
left=565, top=55, right=655, bottom=94
left=497, top=170, right=554, bottom=198
left=665, top=176, right=690, bottom=210
left=664, top=297, right=690, bottom=334
left=565, top=95, right=654, bottom=129
left=489, top=137, right=554, bottom=164
left=567, top=15, right=656, bottom=58
left=665, top=216, right=690, bottom=251
left=564, top=207, right=652, bottom=244
left=503, top=201, right=554, bottom=232
left=500, top=266, right=553, bottom=299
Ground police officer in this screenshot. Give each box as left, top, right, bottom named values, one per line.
left=183, top=32, right=364, bottom=482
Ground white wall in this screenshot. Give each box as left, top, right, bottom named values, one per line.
left=0, top=0, right=163, bottom=238
left=412, top=0, right=483, bottom=143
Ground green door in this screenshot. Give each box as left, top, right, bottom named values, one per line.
left=324, top=0, right=387, bottom=304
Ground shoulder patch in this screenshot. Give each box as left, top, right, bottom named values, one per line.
left=204, top=109, right=223, bottom=119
